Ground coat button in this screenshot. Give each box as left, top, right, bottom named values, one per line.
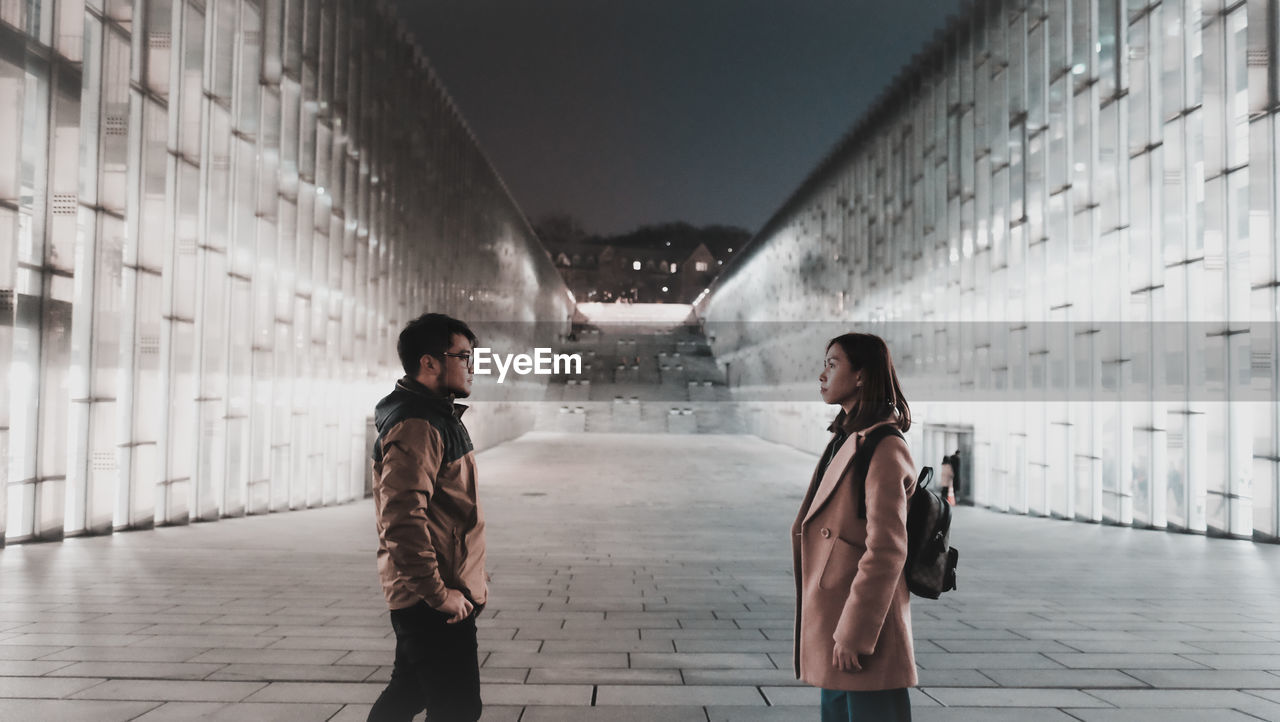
left=820, top=527, right=831, bottom=538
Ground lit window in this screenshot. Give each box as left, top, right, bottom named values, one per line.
left=695, top=261, right=708, bottom=272
left=670, top=263, right=678, bottom=273
left=632, top=260, right=641, bottom=271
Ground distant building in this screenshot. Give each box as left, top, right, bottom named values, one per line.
left=680, top=244, right=717, bottom=303
left=542, top=224, right=747, bottom=303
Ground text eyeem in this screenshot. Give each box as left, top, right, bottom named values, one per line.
left=472, top=348, right=582, bottom=383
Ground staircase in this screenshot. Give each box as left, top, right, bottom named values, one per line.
left=535, top=311, right=743, bottom=434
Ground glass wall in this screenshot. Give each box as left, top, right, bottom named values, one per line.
left=1, top=0, right=571, bottom=544
left=703, top=0, right=1280, bottom=541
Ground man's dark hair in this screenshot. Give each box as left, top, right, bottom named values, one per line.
left=397, top=313, right=477, bottom=377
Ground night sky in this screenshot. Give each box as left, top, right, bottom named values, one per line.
left=390, top=0, right=967, bottom=236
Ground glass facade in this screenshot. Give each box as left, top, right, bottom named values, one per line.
left=703, top=0, right=1280, bottom=540
left=1, top=0, right=570, bottom=544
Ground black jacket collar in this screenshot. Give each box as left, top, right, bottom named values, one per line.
left=395, top=377, right=468, bottom=419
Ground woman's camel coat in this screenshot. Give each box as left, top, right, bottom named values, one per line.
left=791, top=417, right=918, bottom=691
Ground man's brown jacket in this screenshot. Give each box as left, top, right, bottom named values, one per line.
left=371, top=377, right=488, bottom=611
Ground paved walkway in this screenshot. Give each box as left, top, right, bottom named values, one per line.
left=1, top=432, right=1278, bottom=721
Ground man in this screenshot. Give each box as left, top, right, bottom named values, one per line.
left=368, top=313, right=487, bottom=722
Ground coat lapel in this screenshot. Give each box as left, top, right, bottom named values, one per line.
left=802, top=434, right=860, bottom=525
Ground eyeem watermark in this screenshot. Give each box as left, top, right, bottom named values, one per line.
left=473, top=348, right=582, bottom=383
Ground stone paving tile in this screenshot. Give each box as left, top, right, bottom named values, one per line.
left=706, top=708, right=817, bottom=722
left=69, top=679, right=264, bottom=702
left=0, top=699, right=158, bottom=721
left=673, top=640, right=791, bottom=653
left=0, top=633, right=140, bottom=647
left=924, top=687, right=1113, bottom=707
left=1188, top=641, right=1280, bottom=654
left=0, top=675, right=105, bottom=698
left=209, top=614, right=340, bottom=626
left=131, top=635, right=275, bottom=649
left=1086, top=688, right=1280, bottom=719
left=256, top=624, right=387, bottom=638
left=484, top=652, right=629, bottom=668
left=714, top=611, right=792, bottom=619
left=478, top=668, right=532, bottom=684
left=668, top=619, right=743, bottom=629
left=980, top=669, right=1147, bottom=688
left=494, top=610, right=607, bottom=622
left=914, top=670, right=999, bottom=687
left=931, top=639, right=1079, bottom=653
left=325, top=703, right=372, bottom=722
left=1249, top=689, right=1280, bottom=703
left=1014, top=629, right=1151, bottom=641
left=204, top=663, right=377, bottom=682
left=1065, top=710, right=1261, bottom=722
left=0, top=645, right=70, bottom=661
left=482, top=682, right=593, bottom=705
left=1190, top=622, right=1280, bottom=632
left=261, top=636, right=389, bottom=650
left=38, top=646, right=209, bottom=663
left=514, top=628, right=643, bottom=641
left=609, top=613, right=708, bottom=625
left=1122, top=669, right=1280, bottom=688
left=0, top=659, right=76, bottom=675
left=487, top=619, right=571, bottom=633
left=762, top=686, right=940, bottom=708
left=524, top=667, right=681, bottom=684
left=47, top=662, right=225, bottom=680
left=595, top=684, right=765, bottom=705
left=915, top=652, right=1068, bottom=669
left=630, top=652, right=776, bottom=669
left=1059, top=639, right=1207, bottom=654
left=130, top=701, right=342, bottom=721
left=1044, top=652, right=1210, bottom=669
left=1138, top=629, right=1270, bottom=642
left=94, top=613, right=219, bottom=625
left=756, top=686, right=811, bottom=706
left=680, top=668, right=801, bottom=686
left=188, top=648, right=348, bottom=665
left=540, top=639, right=675, bottom=653
left=6, top=622, right=153, bottom=635
left=240, top=681, right=383, bottom=704
left=639, top=629, right=775, bottom=641
left=474, top=639, right=545, bottom=653
left=911, top=710, right=1082, bottom=721
left=520, top=707, right=707, bottom=722
left=330, top=650, right=394, bottom=666
left=1182, top=654, right=1280, bottom=670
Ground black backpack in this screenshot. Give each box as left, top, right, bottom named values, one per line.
left=853, top=426, right=959, bottom=599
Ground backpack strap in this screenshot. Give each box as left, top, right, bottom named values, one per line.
left=853, top=425, right=905, bottom=519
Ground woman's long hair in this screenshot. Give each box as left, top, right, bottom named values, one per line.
left=827, top=332, right=911, bottom=433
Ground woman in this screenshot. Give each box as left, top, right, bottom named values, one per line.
left=791, top=333, right=917, bottom=721
left=939, top=453, right=961, bottom=506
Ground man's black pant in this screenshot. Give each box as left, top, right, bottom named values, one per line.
left=367, top=601, right=481, bottom=722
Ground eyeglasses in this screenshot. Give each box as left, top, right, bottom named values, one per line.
left=441, top=351, right=473, bottom=370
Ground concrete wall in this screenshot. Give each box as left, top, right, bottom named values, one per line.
left=699, top=0, right=1280, bottom=541
left=0, top=1, right=569, bottom=544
